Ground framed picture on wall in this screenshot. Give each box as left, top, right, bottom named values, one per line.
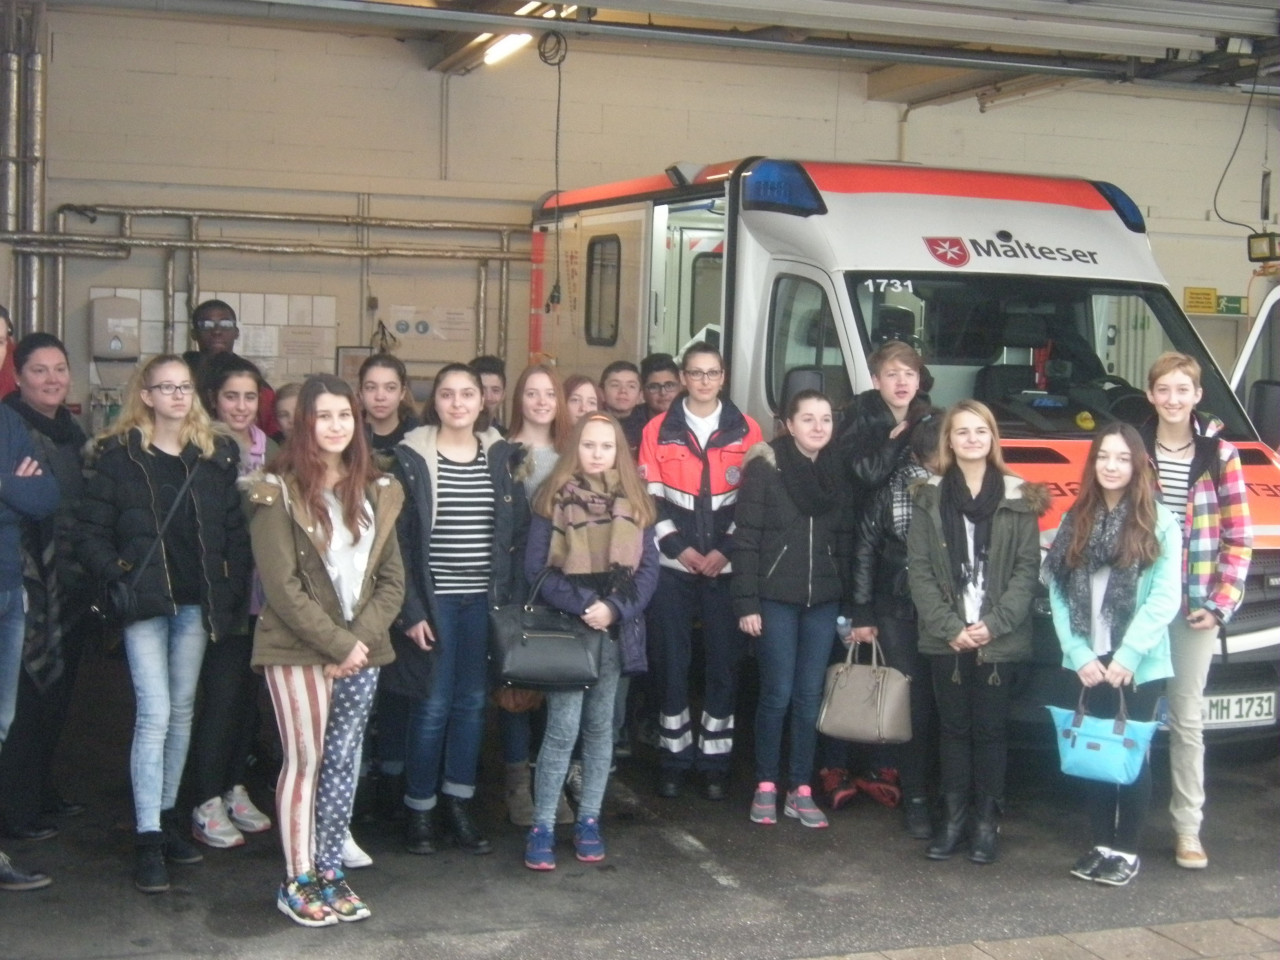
left=336, top=345, right=372, bottom=386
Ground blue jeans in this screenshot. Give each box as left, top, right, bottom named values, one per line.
left=124, top=605, right=208, bottom=832
left=0, top=587, right=25, bottom=749
left=404, top=592, right=489, bottom=808
left=753, top=600, right=837, bottom=789
left=534, top=635, right=621, bottom=824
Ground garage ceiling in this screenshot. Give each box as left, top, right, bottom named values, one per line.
left=56, top=0, right=1280, bottom=106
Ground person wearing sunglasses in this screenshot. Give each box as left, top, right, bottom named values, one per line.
left=638, top=342, right=762, bottom=801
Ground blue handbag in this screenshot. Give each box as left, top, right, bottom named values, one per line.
left=1046, top=686, right=1158, bottom=786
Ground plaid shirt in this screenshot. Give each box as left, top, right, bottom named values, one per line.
left=1152, top=415, right=1253, bottom=622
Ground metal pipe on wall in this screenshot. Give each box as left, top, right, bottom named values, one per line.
left=62, top=203, right=525, bottom=234
left=186, top=215, right=199, bottom=332
left=163, top=249, right=175, bottom=353
left=497, top=232, right=510, bottom=361
left=475, top=259, right=487, bottom=358
left=0, top=51, right=18, bottom=235
left=19, top=0, right=44, bottom=335
left=5, top=232, right=530, bottom=259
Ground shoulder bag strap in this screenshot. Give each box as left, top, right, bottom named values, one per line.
left=126, top=459, right=201, bottom=589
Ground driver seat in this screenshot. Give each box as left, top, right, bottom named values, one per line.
left=974, top=316, right=1048, bottom=403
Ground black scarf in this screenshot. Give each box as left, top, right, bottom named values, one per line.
left=1041, top=499, right=1142, bottom=646
left=939, top=464, right=1004, bottom=597
left=3, top=393, right=85, bottom=447
left=771, top=435, right=841, bottom=517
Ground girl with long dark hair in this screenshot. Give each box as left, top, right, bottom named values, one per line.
left=248, top=374, right=404, bottom=926
left=907, top=399, right=1047, bottom=865
left=77, top=355, right=250, bottom=894
left=1043, top=422, right=1180, bottom=886
left=359, top=353, right=420, bottom=457
left=522, top=412, right=658, bottom=869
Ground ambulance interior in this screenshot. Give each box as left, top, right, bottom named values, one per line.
left=847, top=274, right=1254, bottom=442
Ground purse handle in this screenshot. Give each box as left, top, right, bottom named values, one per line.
left=842, top=635, right=888, bottom=669
left=1073, top=684, right=1129, bottom=737
left=523, top=567, right=556, bottom=612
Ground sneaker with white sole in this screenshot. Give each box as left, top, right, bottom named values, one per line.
left=342, top=833, right=373, bottom=869
left=193, top=796, right=245, bottom=849
left=784, top=786, right=829, bottom=829
left=319, top=868, right=371, bottom=922
left=1175, top=834, right=1208, bottom=869
left=750, top=782, right=778, bottom=825
left=224, top=785, right=272, bottom=834
left=277, top=874, right=337, bottom=927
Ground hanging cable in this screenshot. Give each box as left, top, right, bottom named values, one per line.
left=539, top=30, right=567, bottom=311
left=1211, top=55, right=1263, bottom=233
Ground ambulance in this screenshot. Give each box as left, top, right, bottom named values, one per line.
left=1231, top=284, right=1280, bottom=451
left=530, top=158, right=1280, bottom=738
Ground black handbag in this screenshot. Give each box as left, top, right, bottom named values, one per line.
left=488, top=568, right=605, bottom=691
left=90, top=461, right=200, bottom=628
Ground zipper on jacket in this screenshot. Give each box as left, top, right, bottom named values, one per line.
left=128, top=440, right=178, bottom=620
left=806, top=517, right=814, bottom=606
left=766, top=544, right=789, bottom=579
left=190, top=454, right=221, bottom=644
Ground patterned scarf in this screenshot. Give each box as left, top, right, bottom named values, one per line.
left=1041, top=499, right=1141, bottom=644
left=891, top=461, right=929, bottom=539
left=547, top=470, right=644, bottom=603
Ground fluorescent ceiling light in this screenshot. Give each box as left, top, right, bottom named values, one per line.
left=484, top=33, right=533, bottom=64
left=514, top=2, right=540, bottom=15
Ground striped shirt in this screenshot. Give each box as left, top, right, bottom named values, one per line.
left=1156, top=455, right=1192, bottom=519
left=429, top=450, right=495, bottom=594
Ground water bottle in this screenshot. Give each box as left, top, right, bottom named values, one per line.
left=836, top=616, right=854, bottom=645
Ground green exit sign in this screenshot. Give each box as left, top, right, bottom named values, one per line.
left=1216, top=295, right=1246, bottom=315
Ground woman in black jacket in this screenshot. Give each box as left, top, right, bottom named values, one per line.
left=76, top=354, right=250, bottom=894
left=848, top=410, right=942, bottom=838
left=732, top=390, right=850, bottom=830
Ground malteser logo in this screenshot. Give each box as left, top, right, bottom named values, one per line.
left=924, top=237, right=969, bottom=267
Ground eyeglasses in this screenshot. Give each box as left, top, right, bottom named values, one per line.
left=683, top=368, right=723, bottom=383
left=195, top=319, right=237, bottom=331
left=644, top=381, right=681, bottom=394
left=145, top=381, right=195, bottom=396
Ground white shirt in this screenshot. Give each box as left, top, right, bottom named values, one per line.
left=961, top=516, right=987, bottom=624
left=323, top=490, right=374, bottom=622
left=1090, top=566, right=1113, bottom=656
left=683, top=399, right=722, bottom=451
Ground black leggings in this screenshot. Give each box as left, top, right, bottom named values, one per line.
left=930, top=652, right=1019, bottom=800
left=1077, top=669, right=1162, bottom=854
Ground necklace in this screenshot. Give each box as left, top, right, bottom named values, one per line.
left=1156, top=438, right=1193, bottom=455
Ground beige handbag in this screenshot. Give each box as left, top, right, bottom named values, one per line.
left=816, top=638, right=912, bottom=744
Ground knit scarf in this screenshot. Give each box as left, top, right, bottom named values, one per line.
left=1041, top=499, right=1141, bottom=645
left=891, top=461, right=929, bottom=539
left=939, top=464, right=1004, bottom=598
left=772, top=435, right=842, bottom=517
left=547, top=470, right=644, bottom=604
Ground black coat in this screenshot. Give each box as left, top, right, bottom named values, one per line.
left=836, top=388, right=929, bottom=495
left=730, top=441, right=852, bottom=618
left=74, top=430, right=250, bottom=640
left=849, top=477, right=915, bottom=625
left=380, top=426, right=516, bottom=698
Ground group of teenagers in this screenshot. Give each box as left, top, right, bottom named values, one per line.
left=0, top=297, right=1251, bottom=930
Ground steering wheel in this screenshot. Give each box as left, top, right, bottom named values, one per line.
left=1087, top=374, right=1134, bottom=392
left=1084, top=375, right=1147, bottom=416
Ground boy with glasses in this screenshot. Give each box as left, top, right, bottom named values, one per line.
left=640, top=354, right=681, bottom=420
left=639, top=343, right=762, bottom=800
left=183, top=300, right=281, bottom=440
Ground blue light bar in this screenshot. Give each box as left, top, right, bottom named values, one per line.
left=1091, top=181, right=1146, bottom=234
left=741, top=160, right=827, bottom=217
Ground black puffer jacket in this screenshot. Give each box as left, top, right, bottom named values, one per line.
left=730, top=440, right=852, bottom=618
left=849, top=468, right=923, bottom=625
left=75, top=429, right=250, bottom=640
left=836, top=388, right=930, bottom=495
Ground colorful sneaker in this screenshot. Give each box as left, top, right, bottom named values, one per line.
left=854, top=770, right=902, bottom=809
left=573, top=817, right=606, bottom=862
left=277, top=874, right=337, bottom=927
left=341, top=833, right=373, bottom=870
left=784, top=786, right=829, bottom=829
left=749, top=782, right=778, bottom=825
left=819, top=767, right=858, bottom=810
left=193, top=796, right=245, bottom=849
left=319, top=868, right=371, bottom=921
left=224, top=785, right=272, bottom=834
left=524, top=824, right=556, bottom=871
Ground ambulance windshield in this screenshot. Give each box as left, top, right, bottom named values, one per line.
left=845, top=273, right=1253, bottom=441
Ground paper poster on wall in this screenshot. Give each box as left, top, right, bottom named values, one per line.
left=429, top=306, right=474, bottom=340
left=279, top=326, right=335, bottom=358
left=241, top=325, right=279, bottom=358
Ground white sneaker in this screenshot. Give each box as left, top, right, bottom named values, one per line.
left=342, top=833, right=373, bottom=870
left=223, top=785, right=272, bottom=834
left=193, top=795, right=245, bottom=848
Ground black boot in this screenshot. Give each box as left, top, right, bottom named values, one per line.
left=404, top=807, right=440, bottom=855
left=925, top=793, right=969, bottom=860
left=134, top=831, right=169, bottom=893
left=159, top=808, right=203, bottom=865
left=968, top=796, right=1001, bottom=864
left=903, top=796, right=932, bottom=840
left=441, top=795, right=492, bottom=855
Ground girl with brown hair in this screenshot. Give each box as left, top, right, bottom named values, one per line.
left=1043, top=422, right=1180, bottom=887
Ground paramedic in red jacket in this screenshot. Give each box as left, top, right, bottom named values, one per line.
left=639, top=342, right=763, bottom=801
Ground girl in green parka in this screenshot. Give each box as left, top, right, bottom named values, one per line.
left=907, top=399, right=1047, bottom=866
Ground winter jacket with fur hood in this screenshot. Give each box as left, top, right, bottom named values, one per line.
left=907, top=472, right=1049, bottom=661
left=247, top=472, right=404, bottom=670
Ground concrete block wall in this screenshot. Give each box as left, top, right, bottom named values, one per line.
left=30, top=9, right=1280, bottom=410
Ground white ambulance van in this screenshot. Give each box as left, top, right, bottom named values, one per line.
left=1231, top=284, right=1280, bottom=451
left=531, top=158, right=1280, bottom=738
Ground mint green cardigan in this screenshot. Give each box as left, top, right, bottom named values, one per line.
left=1047, top=502, right=1181, bottom=689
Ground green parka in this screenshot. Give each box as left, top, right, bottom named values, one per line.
left=907, top=472, right=1049, bottom=661
left=248, top=472, right=405, bottom=670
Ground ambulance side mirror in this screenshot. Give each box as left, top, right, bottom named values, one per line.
left=1247, top=380, right=1280, bottom=451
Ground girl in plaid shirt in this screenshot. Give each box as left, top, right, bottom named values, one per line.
left=1140, top=352, right=1252, bottom=872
